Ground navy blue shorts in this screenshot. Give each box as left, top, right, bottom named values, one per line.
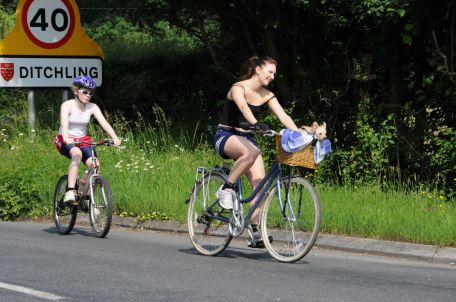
left=55, top=134, right=97, bottom=163
left=212, top=126, right=259, bottom=159
left=59, top=143, right=96, bottom=163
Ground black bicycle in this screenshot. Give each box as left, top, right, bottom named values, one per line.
left=53, top=139, right=115, bottom=238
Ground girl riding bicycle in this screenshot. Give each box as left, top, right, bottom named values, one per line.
left=54, top=76, right=121, bottom=205
left=213, top=56, right=300, bottom=247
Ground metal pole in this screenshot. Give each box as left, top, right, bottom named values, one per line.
left=27, top=90, right=35, bottom=140
left=62, top=89, right=69, bottom=102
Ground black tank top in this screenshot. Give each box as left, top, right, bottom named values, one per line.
left=219, top=85, right=275, bottom=128
left=219, top=99, right=265, bottom=128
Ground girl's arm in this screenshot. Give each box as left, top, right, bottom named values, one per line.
left=230, top=85, right=258, bottom=125
left=60, top=101, right=73, bottom=143
left=91, top=104, right=121, bottom=145
left=267, top=98, right=299, bottom=130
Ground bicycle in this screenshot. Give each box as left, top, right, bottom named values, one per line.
left=187, top=129, right=321, bottom=263
left=53, top=139, right=115, bottom=238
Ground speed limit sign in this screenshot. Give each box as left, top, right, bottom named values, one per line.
left=21, top=0, right=75, bottom=49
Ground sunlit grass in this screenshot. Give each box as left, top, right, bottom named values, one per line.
left=1, top=101, right=455, bottom=246
left=317, top=184, right=456, bottom=246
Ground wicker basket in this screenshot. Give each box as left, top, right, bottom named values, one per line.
left=275, top=135, right=317, bottom=169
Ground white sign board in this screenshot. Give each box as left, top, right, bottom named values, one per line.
left=0, top=57, right=102, bottom=87
left=0, top=0, right=104, bottom=88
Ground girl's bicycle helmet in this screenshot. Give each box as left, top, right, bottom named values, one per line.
left=73, top=75, right=96, bottom=89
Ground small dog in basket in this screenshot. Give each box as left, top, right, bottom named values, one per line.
left=299, top=122, right=327, bottom=140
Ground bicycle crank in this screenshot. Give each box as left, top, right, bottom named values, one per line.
left=229, top=209, right=244, bottom=237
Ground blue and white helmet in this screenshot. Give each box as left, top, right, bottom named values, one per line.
left=73, top=75, right=96, bottom=89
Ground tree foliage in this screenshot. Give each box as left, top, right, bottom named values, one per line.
left=0, top=0, right=454, bottom=189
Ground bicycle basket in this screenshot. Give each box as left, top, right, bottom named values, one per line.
left=275, top=135, right=317, bottom=169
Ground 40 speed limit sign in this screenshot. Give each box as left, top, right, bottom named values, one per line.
left=21, top=0, right=75, bottom=49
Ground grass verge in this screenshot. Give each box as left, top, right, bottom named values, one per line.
left=1, top=128, right=455, bottom=246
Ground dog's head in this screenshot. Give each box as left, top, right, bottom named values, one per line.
left=312, top=122, right=327, bottom=140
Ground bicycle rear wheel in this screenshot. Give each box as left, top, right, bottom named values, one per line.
left=89, top=176, right=113, bottom=238
left=53, top=175, right=77, bottom=234
left=188, top=171, right=232, bottom=256
left=261, top=176, right=321, bottom=263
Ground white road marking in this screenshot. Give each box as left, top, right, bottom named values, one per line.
left=0, top=281, right=65, bottom=301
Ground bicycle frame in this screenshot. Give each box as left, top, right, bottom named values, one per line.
left=76, top=142, right=105, bottom=201
left=197, top=161, right=286, bottom=226
left=237, top=161, right=282, bottom=223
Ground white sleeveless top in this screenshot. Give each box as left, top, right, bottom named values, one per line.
left=63, top=99, right=93, bottom=137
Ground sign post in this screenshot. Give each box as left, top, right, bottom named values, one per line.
left=0, top=0, right=104, bottom=87
left=0, top=0, right=105, bottom=134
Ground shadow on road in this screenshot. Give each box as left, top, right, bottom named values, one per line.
left=42, top=226, right=106, bottom=238
left=179, top=247, right=309, bottom=264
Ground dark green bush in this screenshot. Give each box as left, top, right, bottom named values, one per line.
left=0, top=173, right=46, bottom=221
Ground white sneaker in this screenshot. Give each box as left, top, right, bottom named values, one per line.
left=216, top=186, right=234, bottom=210
left=63, top=190, right=77, bottom=205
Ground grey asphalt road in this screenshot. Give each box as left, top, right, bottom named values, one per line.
left=0, top=221, right=455, bottom=302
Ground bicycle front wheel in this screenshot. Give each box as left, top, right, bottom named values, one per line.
left=261, top=176, right=321, bottom=263
left=53, top=175, right=77, bottom=234
left=188, top=171, right=232, bottom=256
left=89, top=176, right=113, bottom=238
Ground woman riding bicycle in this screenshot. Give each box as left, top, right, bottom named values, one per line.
left=213, top=56, right=300, bottom=247
left=54, top=76, right=121, bottom=205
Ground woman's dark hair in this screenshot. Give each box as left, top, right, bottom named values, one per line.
left=238, top=56, right=277, bottom=80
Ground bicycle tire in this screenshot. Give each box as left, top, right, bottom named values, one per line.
left=89, top=176, right=113, bottom=238
left=188, top=171, right=232, bottom=256
left=53, top=175, right=77, bottom=234
left=261, top=176, right=321, bottom=263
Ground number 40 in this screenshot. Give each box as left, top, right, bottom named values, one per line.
left=30, top=8, right=68, bottom=32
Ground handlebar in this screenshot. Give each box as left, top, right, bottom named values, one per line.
left=73, top=139, right=115, bottom=147
left=238, top=122, right=277, bottom=136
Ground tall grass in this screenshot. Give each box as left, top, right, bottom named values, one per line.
left=0, top=99, right=455, bottom=246
left=317, top=184, right=456, bottom=246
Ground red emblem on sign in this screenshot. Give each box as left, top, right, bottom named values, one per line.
left=1, top=63, right=14, bottom=81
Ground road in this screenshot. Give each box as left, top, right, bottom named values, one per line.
left=0, top=221, right=455, bottom=302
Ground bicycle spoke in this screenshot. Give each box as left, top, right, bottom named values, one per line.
left=53, top=175, right=77, bottom=234
left=188, top=172, right=232, bottom=256
left=89, top=176, right=112, bottom=238
left=261, top=176, right=321, bottom=263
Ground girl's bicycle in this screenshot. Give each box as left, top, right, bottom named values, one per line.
left=187, top=129, right=321, bottom=263
left=53, top=139, right=115, bottom=238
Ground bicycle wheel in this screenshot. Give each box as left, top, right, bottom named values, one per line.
left=188, top=171, right=232, bottom=256
left=89, top=176, right=113, bottom=238
left=53, top=175, right=77, bottom=234
left=261, top=176, right=321, bottom=263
